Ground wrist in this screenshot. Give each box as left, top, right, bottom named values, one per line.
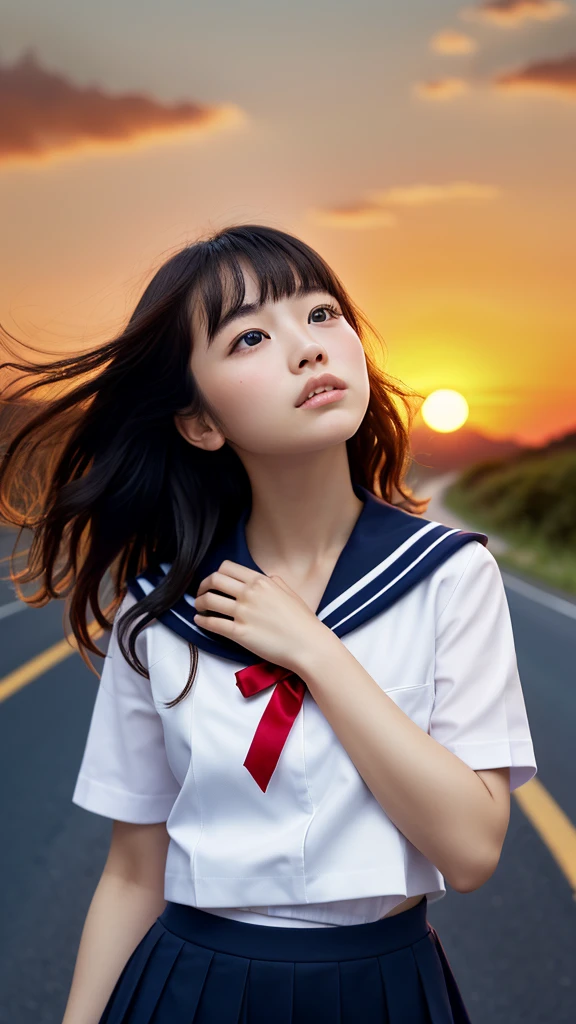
left=288, top=624, right=342, bottom=679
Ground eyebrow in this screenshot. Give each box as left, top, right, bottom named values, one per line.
left=214, top=285, right=330, bottom=337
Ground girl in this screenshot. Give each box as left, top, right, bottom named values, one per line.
left=0, top=224, right=537, bottom=1024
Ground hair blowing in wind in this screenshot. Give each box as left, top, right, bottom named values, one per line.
left=0, top=223, right=429, bottom=704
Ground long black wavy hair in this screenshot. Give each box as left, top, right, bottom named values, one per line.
left=0, top=223, right=430, bottom=705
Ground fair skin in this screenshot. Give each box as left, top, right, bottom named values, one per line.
left=62, top=822, right=171, bottom=1024
left=62, top=260, right=510, bottom=1022
left=176, top=261, right=511, bottom=912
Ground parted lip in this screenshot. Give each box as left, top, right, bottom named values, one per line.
left=295, top=373, right=348, bottom=408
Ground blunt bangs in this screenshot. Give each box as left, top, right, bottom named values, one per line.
left=0, top=218, right=429, bottom=707
left=189, top=225, right=353, bottom=345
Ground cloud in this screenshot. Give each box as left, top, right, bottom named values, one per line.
left=461, top=0, right=570, bottom=26
left=493, top=51, right=576, bottom=95
left=310, top=182, right=500, bottom=228
left=0, top=50, right=245, bottom=168
left=414, top=77, right=471, bottom=100
left=367, top=182, right=502, bottom=205
left=430, top=30, right=478, bottom=54
left=309, top=203, right=397, bottom=230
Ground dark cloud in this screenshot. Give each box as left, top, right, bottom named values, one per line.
left=494, top=51, right=576, bottom=95
left=0, top=50, right=244, bottom=167
left=462, top=1, right=570, bottom=26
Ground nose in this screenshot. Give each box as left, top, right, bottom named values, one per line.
left=295, top=339, right=327, bottom=370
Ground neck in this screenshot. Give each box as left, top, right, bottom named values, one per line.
left=241, top=444, right=365, bottom=576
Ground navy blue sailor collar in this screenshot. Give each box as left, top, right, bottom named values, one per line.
left=126, top=484, right=488, bottom=667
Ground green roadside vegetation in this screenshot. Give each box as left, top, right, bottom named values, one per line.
left=443, top=449, right=576, bottom=598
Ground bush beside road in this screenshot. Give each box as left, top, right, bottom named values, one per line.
left=442, top=450, right=576, bottom=597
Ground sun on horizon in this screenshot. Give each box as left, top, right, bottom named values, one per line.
left=421, top=389, right=469, bottom=434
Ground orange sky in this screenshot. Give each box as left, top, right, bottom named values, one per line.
left=0, top=0, right=575, bottom=447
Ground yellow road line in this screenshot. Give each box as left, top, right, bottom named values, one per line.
left=513, top=777, right=576, bottom=899
left=0, top=621, right=106, bottom=703
left=1, top=633, right=576, bottom=903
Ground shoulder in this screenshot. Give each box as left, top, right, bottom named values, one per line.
left=116, top=588, right=189, bottom=672
left=117, top=588, right=139, bottom=615
left=439, top=536, right=497, bottom=578
left=108, top=588, right=149, bottom=667
left=432, top=539, right=503, bottom=623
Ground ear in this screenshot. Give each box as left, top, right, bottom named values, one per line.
left=174, top=411, right=226, bottom=452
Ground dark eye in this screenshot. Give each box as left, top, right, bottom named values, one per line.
left=231, top=329, right=264, bottom=352
left=310, top=303, right=341, bottom=323
left=230, top=303, right=341, bottom=352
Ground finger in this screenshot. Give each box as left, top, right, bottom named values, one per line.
left=193, top=610, right=235, bottom=638
left=194, top=590, right=237, bottom=617
left=196, top=570, right=245, bottom=599
left=218, top=560, right=265, bottom=584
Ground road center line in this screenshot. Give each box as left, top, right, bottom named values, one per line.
left=513, top=778, right=576, bottom=900
left=0, top=621, right=105, bottom=703
left=0, top=625, right=575, bottom=902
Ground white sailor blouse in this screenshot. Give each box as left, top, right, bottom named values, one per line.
left=72, top=484, right=538, bottom=926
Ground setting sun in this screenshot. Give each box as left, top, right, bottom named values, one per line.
left=421, top=389, right=469, bottom=433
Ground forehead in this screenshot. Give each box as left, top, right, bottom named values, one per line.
left=219, top=260, right=261, bottom=303
left=188, top=249, right=336, bottom=345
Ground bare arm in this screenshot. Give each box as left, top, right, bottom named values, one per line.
left=61, top=820, right=170, bottom=1024
left=294, top=632, right=511, bottom=893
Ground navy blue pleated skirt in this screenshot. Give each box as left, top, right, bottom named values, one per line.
left=98, top=895, right=472, bottom=1024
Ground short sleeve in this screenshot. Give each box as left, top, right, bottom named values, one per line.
left=430, top=541, right=537, bottom=792
left=72, top=591, right=181, bottom=823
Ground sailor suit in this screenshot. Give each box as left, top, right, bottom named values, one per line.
left=72, top=484, right=537, bottom=929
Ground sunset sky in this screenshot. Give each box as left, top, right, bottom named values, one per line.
left=1, top=0, right=575, bottom=446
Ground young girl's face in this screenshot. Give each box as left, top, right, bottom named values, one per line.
left=183, top=261, right=371, bottom=458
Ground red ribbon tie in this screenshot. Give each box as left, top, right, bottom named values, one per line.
left=235, top=660, right=306, bottom=793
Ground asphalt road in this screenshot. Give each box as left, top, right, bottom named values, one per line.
left=0, top=521, right=575, bottom=1024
